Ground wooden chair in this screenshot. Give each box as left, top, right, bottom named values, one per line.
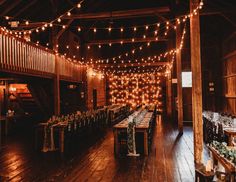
left=195, top=164, right=214, bottom=182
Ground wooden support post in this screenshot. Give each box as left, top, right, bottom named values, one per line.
left=176, top=24, right=183, bottom=134
left=190, top=0, right=203, bottom=164
left=166, top=40, right=174, bottom=120
left=53, top=38, right=60, bottom=115
left=166, top=72, right=172, bottom=118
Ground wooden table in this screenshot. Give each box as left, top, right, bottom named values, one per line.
left=209, top=146, right=236, bottom=181
left=35, top=123, right=67, bottom=153
left=113, top=111, right=153, bottom=156
left=224, top=129, right=236, bottom=146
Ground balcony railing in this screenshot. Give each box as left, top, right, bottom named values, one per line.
left=0, top=29, right=84, bottom=82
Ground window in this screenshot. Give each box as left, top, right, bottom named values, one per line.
left=182, top=72, right=192, bottom=87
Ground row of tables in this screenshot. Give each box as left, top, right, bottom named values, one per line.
left=203, top=111, right=236, bottom=179
left=113, top=110, right=155, bottom=156
left=107, top=105, right=130, bottom=125
left=35, top=105, right=127, bottom=153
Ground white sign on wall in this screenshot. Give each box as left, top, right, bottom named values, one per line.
left=182, top=72, right=192, bottom=88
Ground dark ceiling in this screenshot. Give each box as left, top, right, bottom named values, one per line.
left=0, top=0, right=235, bottom=68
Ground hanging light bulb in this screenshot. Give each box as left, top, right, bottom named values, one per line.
left=133, top=27, right=137, bottom=31
left=120, top=27, right=124, bottom=32
left=78, top=27, right=81, bottom=32
left=49, top=23, right=53, bottom=27
left=77, top=3, right=81, bottom=8
left=25, top=21, right=29, bottom=25
left=145, top=25, right=149, bottom=30
left=5, top=16, right=9, bottom=20
left=57, top=18, right=61, bottom=22
left=108, top=27, right=112, bottom=32
left=67, top=12, right=71, bottom=16
left=93, top=28, right=97, bottom=33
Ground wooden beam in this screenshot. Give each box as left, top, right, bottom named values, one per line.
left=87, top=37, right=168, bottom=45
left=97, top=62, right=168, bottom=68
left=53, top=36, right=60, bottom=115
left=0, top=0, right=7, bottom=6
left=56, top=19, right=74, bottom=39
left=63, top=7, right=170, bottom=20
left=176, top=24, right=183, bottom=134
left=166, top=40, right=174, bottom=120
left=1, top=0, right=22, bottom=16
left=13, top=0, right=37, bottom=17
left=190, top=0, right=203, bottom=164
left=166, top=72, right=172, bottom=117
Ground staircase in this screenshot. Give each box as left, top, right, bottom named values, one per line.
left=14, top=83, right=52, bottom=118
left=16, top=87, right=43, bottom=116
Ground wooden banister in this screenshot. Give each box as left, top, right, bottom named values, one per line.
left=0, top=29, right=83, bottom=82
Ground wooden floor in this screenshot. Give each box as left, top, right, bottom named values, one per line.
left=0, top=116, right=198, bottom=182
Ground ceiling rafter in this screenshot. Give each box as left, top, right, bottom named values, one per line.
left=1, top=0, right=22, bottom=16
left=14, top=0, right=38, bottom=17
left=86, top=37, right=168, bottom=45
left=63, top=7, right=170, bottom=20
left=97, top=61, right=168, bottom=68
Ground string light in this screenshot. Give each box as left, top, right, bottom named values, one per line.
left=108, top=72, right=163, bottom=108
left=4, top=0, right=203, bottom=45
left=0, top=0, right=197, bottom=72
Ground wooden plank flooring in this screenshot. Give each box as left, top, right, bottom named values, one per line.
left=0, top=116, right=197, bottom=182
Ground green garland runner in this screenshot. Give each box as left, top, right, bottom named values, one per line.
left=210, top=141, right=236, bottom=165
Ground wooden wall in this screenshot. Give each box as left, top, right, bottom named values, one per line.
left=222, top=32, right=236, bottom=114
left=86, top=69, right=106, bottom=110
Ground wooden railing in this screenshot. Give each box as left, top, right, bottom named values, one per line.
left=0, top=29, right=84, bottom=82
left=58, top=56, right=84, bottom=82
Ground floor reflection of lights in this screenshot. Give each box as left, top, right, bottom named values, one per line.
left=1, top=147, right=26, bottom=179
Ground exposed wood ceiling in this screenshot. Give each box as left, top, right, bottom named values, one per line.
left=0, top=0, right=235, bottom=72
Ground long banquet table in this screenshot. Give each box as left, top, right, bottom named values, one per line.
left=113, top=111, right=154, bottom=156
